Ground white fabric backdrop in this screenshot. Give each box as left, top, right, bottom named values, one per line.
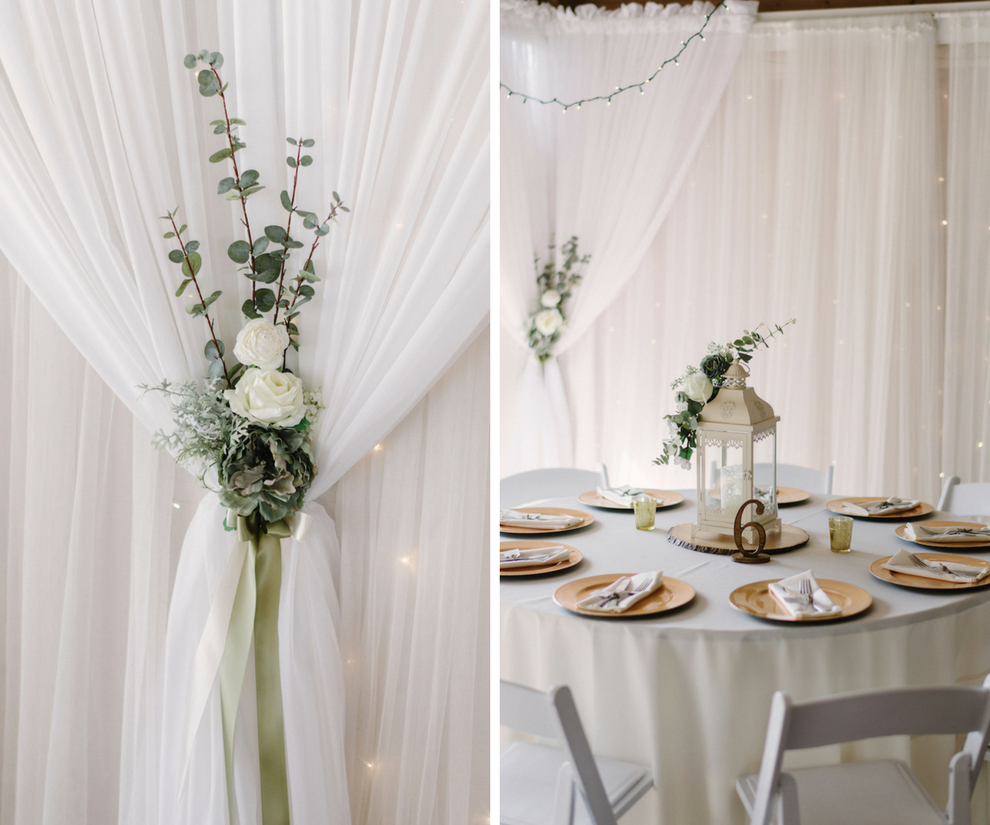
left=500, top=0, right=756, bottom=468
left=0, top=0, right=488, bottom=822
left=0, top=254, right=489, bottom=825
left=504, top=9, right=990, bottom=505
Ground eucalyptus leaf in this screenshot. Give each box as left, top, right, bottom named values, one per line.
left=252, top=237, right=270, bottom=255
left=302, top=139, right=315, bottom=148
left=210, top=119, right=225, bottom=127
left=287, top=137, right=298, bottom=146
left=199, top=49, right=210, bottom=60
left=168, top=250, right=184, bottom=264
left=332, top=191, right=340, bottom=202
left=286, top=156, right=297, bottom=168
left=179, top=225, right=187, bottom=234
left=228, top=240, right=251, bottom=264
left=280, top=190, right=293, bottom=211
left=230, top=118, right=246, bottom=126
left=223, top=190, right=242, bottom=201
left=213, top=125, right=225, bottom=135
left=184, top=54, right=198, bottom=69
left=239, top=185, right=265, bottom=198
left=218, top=177, right=236, bottom=194
left=204, top=290, right=222, bottom=307
left=254, top=252, right=282, bottom=273
left=245, top=268, right=279, bottom=284
left=198, top=69, right=214, bottom=87
left=185, top=240, right=200, bottom=253
left=316, top=224, right=330, bottom=236
left=175, top=279, right=192, bottom=297
left=264, top=225, right=287, bottom=243
left=200, top=85, right=218, bottom=98
left=298, top=285, right=315, bottom=298
left=240, top=169, right=259, bottom=186
left=300, top=155, right=313, bottom=167
left=284, top=239, right=304, bottom=249
left=181, top=251, right=203, bottom=279
left=163, top=231, right=175, bottom=239
left=339, top=206, right=350, bottom=213
left=255, top=288, right=276, bottom=313
left=209, top=148, right=232, bottom=163
left=186, top=302, right=205, bottom=316
left=242, top=299, right=261, bottom=320
left=205, top=339, right=225, bottom=360
left=208, top=358, right=225, bottom=379
left=303, top=214, right=318, bottom=229
left=210, top=52, right=223, bottom=68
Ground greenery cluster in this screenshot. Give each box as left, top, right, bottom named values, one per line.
left=162, top=49, right=348, bottom=387
left=655, top=320, right=796, bottom=470
left=526, top=236, right=589, bottom=362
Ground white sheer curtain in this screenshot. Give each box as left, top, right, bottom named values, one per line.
left=940, top=11, right=990, bottom=488
left=500, top=0, right=756, bottom=472
left=0, top=0, right=488, bottom=822
left=512, top=9, right=989, bottom=504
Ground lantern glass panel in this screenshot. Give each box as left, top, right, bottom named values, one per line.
left=752, top=429, right=778, bottom=519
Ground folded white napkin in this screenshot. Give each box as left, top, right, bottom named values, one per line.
left=499, top=546, right=571, bottom=569
left=882, top=548, right=990, bottom=583
left=843, top=497, right=920, bottom=517
left=596, top=485, right=645, bottom=506
left=768, top=570, right=842, bottom=617
left=577, top=571, right=664, bottom=613
left=905, top=523, right=990, bottom=543
left=499, top=510, right=583, bottom=529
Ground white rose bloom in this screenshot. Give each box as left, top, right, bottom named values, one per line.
left=683, top=372, right=714, bottom=404
left=225, top=368, right=306, bottom=428
left=540, top=289, right=561, bottom=308
left=534, top=308, right=564, bottom=336
left=233, top=319, right=290, bottom=371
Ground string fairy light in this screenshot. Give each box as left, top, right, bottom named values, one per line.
left=500, top=1, right=725, bottom=110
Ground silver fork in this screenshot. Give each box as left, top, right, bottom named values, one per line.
left=797, top=579, right=818, bottom=612
left=905, top=553, right=953, bottom=574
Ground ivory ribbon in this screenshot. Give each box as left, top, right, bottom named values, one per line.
left=177, top=507, right=312, bottom=824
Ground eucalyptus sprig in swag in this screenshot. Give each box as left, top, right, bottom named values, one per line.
left=144, top=49, right=345, bottom=523
left=526, top=236, right=589, bottom=362
left=654, top=319, right=796, bottom=470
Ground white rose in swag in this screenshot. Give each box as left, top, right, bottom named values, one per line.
left=540, top=289, right=561, bottom=308
left=683, top=372, right=714, bottom=404
left=232, top=318, right=290, bottom=371
left=535, top=308, right=564, bottom=336
left=225, top=369, right=306, bottom=428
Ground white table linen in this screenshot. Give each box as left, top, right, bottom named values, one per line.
left=501, top=491, right=990, bottom=825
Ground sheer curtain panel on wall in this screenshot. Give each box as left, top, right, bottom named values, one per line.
left=500, top=0, right=756, bottom=474
left=536, top=10, right=983, bottom=503
left=0, top=1, right=488, bottom=824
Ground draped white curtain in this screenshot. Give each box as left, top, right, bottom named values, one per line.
left=506, top=8, right=990, bottom=504
left=500, top=0, right=756, bottom=471
left=0, top=0, right=488, bottom=822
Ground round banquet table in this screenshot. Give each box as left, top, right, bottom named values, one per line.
left=500, top=490, right=990, bottom=825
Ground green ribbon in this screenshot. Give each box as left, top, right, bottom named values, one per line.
left=220, top=512, right=291, bottom=825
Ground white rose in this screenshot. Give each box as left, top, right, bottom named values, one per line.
left=541, top=289, right=561, bottom=308
left=233, top=319, right=290, bottom=371
left=683, top=372, right=714, bottom=404
left=534, top=308, right=564, bottom=336
left=225, top=368, right=306, bottom=428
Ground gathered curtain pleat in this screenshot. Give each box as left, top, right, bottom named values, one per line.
left=0, top=0, right=488, bottom=823
left=500, top=0, right=756, bottom=471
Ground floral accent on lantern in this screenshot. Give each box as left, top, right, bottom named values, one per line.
left=655, top=319, right=795, bottom=470
left=526, top=236, right=589, bottom=362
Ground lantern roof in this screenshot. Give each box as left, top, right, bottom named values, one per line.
left=697, top=359, right=777, bottom=427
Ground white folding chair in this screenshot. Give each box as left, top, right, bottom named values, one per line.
left=500, top=681, right=652, bottom=825
left=709, top=461, right=834, bottom=495
left=737, top=675, right=990, bottom=825
left=937, top=476, right=990, bottom=517
left=500, top=465, right=610, bottom=509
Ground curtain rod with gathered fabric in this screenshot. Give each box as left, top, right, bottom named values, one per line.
left=758, top=0, right=990, bottom=21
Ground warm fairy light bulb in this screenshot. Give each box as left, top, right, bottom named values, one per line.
left=173, top=502, right=181, bottom=509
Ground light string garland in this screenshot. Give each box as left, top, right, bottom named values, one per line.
left=501, top=0, right=725, bottom=111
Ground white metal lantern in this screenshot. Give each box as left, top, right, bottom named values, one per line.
left=694, top=360, right=780, bottom=542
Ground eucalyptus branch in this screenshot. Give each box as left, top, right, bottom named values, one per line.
left=210, top=64, right=259, bottom=303
left=273, top=139, right=304, bottom=323
left=167, top=213, right=231, bottom=387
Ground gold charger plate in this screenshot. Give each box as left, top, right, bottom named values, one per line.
left=707, top=486, right=810, bottom=506
left=499, top=506, right=595, bottom=535
left=893, top=521, right=990, bottom=550
left=577, top=489, right=686, bottom=511
left=729, top=578, right=872, bottom=622
left=827, top=497, right=934, bottom=520
left=499, top=540, right=583, bottom=577
left=553, top=573, right=695, bottom=618
left=869, top=552, right=990, bottom=591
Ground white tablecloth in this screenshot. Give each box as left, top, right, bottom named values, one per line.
left=500, top=491, right=990, bottom=824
